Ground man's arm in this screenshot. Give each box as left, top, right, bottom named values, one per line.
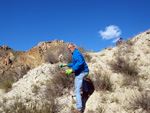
left=68, top=63, right=74, bottom=67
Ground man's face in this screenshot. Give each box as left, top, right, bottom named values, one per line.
left=68, top=44, right=75, bottom=53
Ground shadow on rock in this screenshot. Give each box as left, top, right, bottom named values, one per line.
left=82, top=78, right=95, bottom=112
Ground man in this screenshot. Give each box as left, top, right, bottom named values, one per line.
left=116, top=38, right=122, bottom=46
left=60, top=43, right=89, bottom=113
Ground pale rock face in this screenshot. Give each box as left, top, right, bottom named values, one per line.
left=0, top=30, right=150, bottom=113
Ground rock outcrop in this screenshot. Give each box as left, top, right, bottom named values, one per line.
left=0, top=40, right=65, bottom=77
left=0, top=45, right=11, bottom=50
left=37, top=40, right=64, bottom=51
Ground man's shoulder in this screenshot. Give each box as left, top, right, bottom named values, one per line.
left=73, top=49, right=82, bottom=57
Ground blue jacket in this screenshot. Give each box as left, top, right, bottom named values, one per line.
left=68, top=49, right=89, bottom=75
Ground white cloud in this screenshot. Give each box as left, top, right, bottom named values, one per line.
left=112, top=38, right=119, bottom=43
left=98, top=25, right=121, bottom=40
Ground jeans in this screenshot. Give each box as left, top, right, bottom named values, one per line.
left=75, top=72, right=89, bottom=110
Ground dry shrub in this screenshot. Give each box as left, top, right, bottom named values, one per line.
left=57, top=45, right=72, bottom=63
left=0, top=65, right=30, bottom=92
left=146, top=30, right=150, bottom=34
left=2, top=99, right=59, bottom=113
left=58, top=45, right=92, bottom=63
left=44, top=51, right=58, bottom=64
left=110, top=41, right=140, bottom=87
left=77, top=46, right=86, bottom=53
left=77, top=46, right=92, bottom=62
left=129, top=91, right=150, bottom=112
left=14, top=65, right=30, bottom=79
left=126, top=38, right=135, bottom=46
left=92, top=70, right=113, bottom=92
left=0, top=68, right=16, bottom=92
left=45, top=65, right=74, bottom=98
left=144, top=48, right=150, bottom=54
left=0, top=80, right=13, bottom=92
left=96, top=105, right=105, bottom=113
left=100, top=53, right=105, bottom=56
left=110, top=40, right=139, bottom=77
left=122, top=76, right=139, bottom=86
left=32, top=84, right=40, bottom=95
left=110, top=56, right=139, bottom=77
left=83, top=53, right=92, bottom=63
left=107, top=46, right=113, bottom=50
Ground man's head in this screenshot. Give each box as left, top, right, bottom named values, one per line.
left=68, top=43, right=76, bottom=53
left=120, top=38, right=122, bottom=41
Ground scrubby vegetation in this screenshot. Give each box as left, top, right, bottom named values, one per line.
left=91, top=69, right=113, bottom=92
left=44, top=50, right=59, bottom=64
left=129, top=91, right=150, bottom=112
left=0, top=48, right=30, bottom=92
left=110, top=39, right=140, bottom=87
left=44, top=44, right=72, bottom=63
left=96, top=105, right=105, bottom=113
left=0, top=98, right=59, bottom=113
left=45, top=65, right=74, bottom=97
left=0, top=64, right=30, bottom=92
left=0, top=80, right=13, bottom=92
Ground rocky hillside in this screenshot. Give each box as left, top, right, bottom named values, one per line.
left=0, top=30, right=150, bottom=113
left=0, top=40, right=67, bottom=90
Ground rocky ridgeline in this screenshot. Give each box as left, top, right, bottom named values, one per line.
left=0, top=45, right=12, bottom=51
left=37, top=40, right=64, bottom=51
left=0, top=30, right=150, bottom=113
left=0, top=40, right=65, bottom=67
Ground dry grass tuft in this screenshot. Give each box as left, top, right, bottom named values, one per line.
left=0, top=80, right=13, bottom=92
left=45, top=65, right=74, bottom=98
left=96, top=105, right=105, bottom=113
left=107, top=46, right=113, bottom=50
left=44, top=51, right=59, bottom=64
left=110, top=39, right=139, bottom=78
left=110, top=56, right=139, bottom=77
left=129, top=91, right=150, bottom=112
left=83, top=53, right=92, bottom=63
left=91, top=70, right=113, bottom=92
left=57, top=45, right=72, bottom=63
left=1, top=99, right=59, bottom=113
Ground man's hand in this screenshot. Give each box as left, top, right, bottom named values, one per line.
left=66, top=69, right=73, bottom=74
left=60, top=64, right=67, bottom=68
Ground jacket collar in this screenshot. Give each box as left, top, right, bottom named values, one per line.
left=72, top=49, right=77, bottom=55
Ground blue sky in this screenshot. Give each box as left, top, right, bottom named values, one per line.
left=0, top=0, right=150, bottom=52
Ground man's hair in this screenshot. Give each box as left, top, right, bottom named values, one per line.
left=68, top=43, right=76, bottom=48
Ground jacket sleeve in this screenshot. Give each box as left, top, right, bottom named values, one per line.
left=68, top=63, right=74, bottom=67
left=72, top=54, right=83, bottom=71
